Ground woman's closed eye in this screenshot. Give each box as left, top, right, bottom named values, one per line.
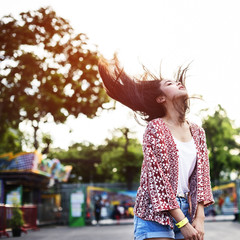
left=165, top=81, right=174, bottom=86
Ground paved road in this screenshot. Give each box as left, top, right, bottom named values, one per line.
left=3, top=221, right=240, bottom=240
left=205, top=221, right=240, bottom=239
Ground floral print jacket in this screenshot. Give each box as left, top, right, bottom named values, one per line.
left=134, top=118, right=214, bottom=228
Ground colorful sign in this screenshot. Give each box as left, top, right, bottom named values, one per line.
left=0, top=152, right=72, bottom=183
left=6, top=186, right=22, bottom=205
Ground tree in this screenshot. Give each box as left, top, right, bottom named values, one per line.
left=97, top=128, right=143, bottom=190
left=0, top=7, right=109, bottom=149
left=0, top=127, right=22, bottom=154
left=47, top=128, right=143, bottom=186
left=202, top=105, right=240, bottom=185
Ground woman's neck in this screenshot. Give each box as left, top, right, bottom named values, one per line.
left=163, top=98, right=187, bottom=125
left=162, top=112, right=186, bottom=127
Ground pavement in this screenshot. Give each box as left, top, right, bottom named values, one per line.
left=204, top=220, right=240, bottom=240
left=2, top=217, right=240, bottom=240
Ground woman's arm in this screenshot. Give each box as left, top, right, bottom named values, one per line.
left=199, top=128, right=215, bottom=206
left=192, top=201, right=205, bottom=240
left=169, top=208, right=201, bottom=240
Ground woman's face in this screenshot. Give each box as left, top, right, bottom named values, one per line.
left=159, top=79, right=188, bottom=102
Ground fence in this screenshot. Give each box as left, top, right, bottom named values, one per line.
left=20, top=205, right=38, bottom=230
left=0, top=204, right=38, bottom=238
left=0, top=204, right=9, bottom=238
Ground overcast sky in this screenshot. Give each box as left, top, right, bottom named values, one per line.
left=1, top=0, right=240, bottom=148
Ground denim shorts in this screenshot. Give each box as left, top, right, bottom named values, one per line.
left=134, top=197, right=191, bottom=240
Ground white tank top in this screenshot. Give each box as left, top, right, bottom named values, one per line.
left=173, top=137, right=197, bottom=194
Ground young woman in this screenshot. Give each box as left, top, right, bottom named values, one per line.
left=98, top=55, right=214, bottom=240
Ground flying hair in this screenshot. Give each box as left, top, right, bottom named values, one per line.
left=98, top=54, right=190, bottom=122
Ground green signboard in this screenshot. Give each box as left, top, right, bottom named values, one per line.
left=69, top=188, right=85, bottom=227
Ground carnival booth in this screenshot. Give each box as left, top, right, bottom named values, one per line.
left=85, top=186, right=136, bottom=225
left=205, top=181, right=240, bottom=222
left=0, top=151, right=72, bottom=236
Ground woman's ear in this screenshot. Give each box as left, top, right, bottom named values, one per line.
left=156, top=96, right=165, bottom=104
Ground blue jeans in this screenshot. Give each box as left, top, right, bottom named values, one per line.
left=134, top=197, right=191, bottom=240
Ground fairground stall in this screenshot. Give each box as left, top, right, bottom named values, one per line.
left=84, top=186, right=137, bottom=225
left=0, top=151, right=72, bottom=237
left=205, top=181, right=240, bottom=221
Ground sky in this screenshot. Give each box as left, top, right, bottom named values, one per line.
left=1, top=0, right=240, bottom=149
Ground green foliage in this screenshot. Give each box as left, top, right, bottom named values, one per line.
left=41, top=133, right=53, bottom=154
left=48, top=128, right=143, bottom=188
left=202, top=105, right=240, bottom=184
left=0, top=7, right=109, bottom=149
left=10, top=205, right=24, bottom=229
left=0, top=127, right=22, bottom=154
left=48, top=142, right=104, bottom=183
left=97, top=128, right=143, bottom=189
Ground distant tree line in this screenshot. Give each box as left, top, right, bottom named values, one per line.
left=48, top=128, right=143, bottom=190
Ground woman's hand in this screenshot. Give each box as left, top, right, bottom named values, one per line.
left=169, top=208, right=201, bottom=239
left=180, top=222, right=201, bottom=240
left=192, top=216, right=205, bottom=240
left=191, top=201, right=205, bottom=240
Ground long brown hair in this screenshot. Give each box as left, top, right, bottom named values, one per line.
left=98, top=55, right=189, bottom=122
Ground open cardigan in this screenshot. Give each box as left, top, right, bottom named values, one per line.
left=134, top=118, right=214, bottom=228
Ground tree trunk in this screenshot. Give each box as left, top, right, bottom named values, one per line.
left=126, top=166, right=135, bottom=190
left=122, top=128, right=133, bottom=190
left=33, top=124, right=39, bottom=150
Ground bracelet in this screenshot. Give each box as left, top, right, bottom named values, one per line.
left=175, top=217, right=189, bottom=228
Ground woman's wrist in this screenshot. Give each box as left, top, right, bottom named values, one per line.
left=176, top=217, right=189, bottom=228
left=169, top=208, right=185, bottom=223
left=180, top=221, right=191, bottom=229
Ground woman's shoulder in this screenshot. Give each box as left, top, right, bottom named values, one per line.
left=143, top=118, right=167, bottom=144
left=148, top=118, right=204, bottom=131
left=147, top=118, right=165, bottom=127
left=188, top=121, right=205, bottom=135
left=144, top=118, right=166, bottom=137
left=145, top=118, right=165, bottom=131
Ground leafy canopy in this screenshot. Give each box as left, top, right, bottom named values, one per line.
left=0, top=7, right=109, bottom=147
left=97, top=128, right=143, bottom=190
left=202, top=105, right=240, bottom=184
left=48, top=128, right=143, bottom=188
